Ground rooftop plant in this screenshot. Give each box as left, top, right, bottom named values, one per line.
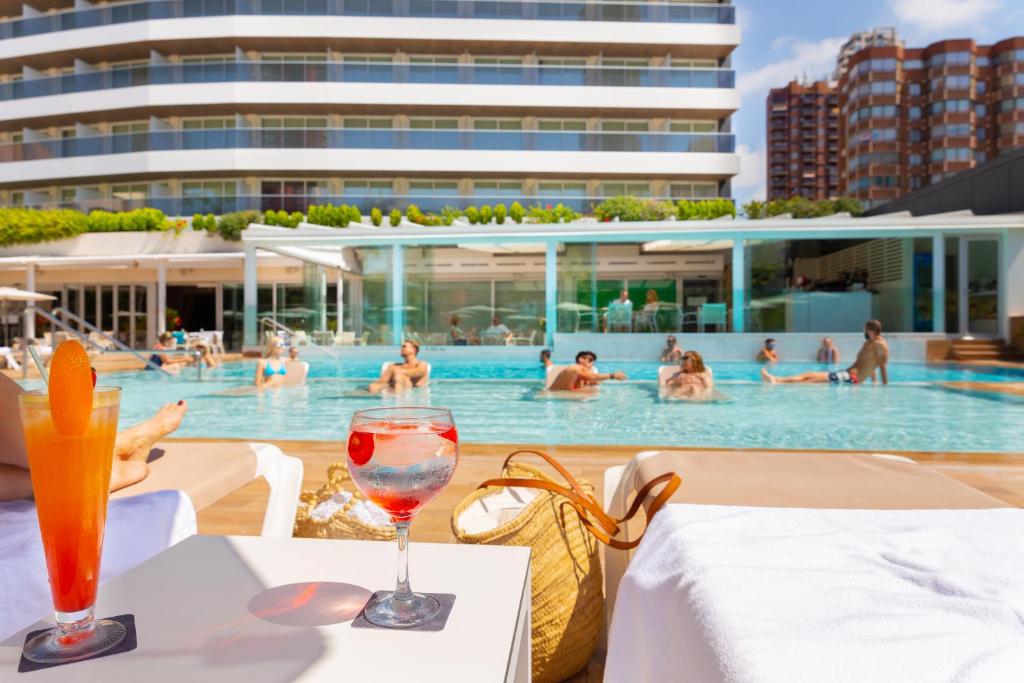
left=743, top=197, right=864, bottom=219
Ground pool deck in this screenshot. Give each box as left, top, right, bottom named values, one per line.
left=188, top=438, right=1024, bottom=541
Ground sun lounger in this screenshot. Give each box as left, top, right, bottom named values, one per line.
left=0, top=346, right=20, bottom=370
left=1, top=490, right=196, bottom=641
left=112, top=441, right=303, bottom=538
left=603, top=450, right=1019, bottom=683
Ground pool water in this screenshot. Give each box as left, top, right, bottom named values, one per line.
left=28, top=359, right=1024, bottom=453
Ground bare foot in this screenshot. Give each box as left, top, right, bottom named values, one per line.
left=760, top=368, right=777, bottom=384
left=114, top=400, right=188, bottom=462
left=110, top=459, right=148, bottom=492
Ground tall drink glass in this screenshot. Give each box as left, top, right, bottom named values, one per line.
left=18, top=387, right=126, bottom=664
left=346, top=406, right=459, bottom=628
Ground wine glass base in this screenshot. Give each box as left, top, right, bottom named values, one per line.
left=364, top=591, right=440, bottom=629
left=22, top=619, right=127, bottom=665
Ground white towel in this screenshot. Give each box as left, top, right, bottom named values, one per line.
left=0, top=490, right=196, bottom=640
left=606, top=504, right=1024, bottom=683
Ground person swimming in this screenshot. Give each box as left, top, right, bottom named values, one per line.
left=547, top=350, right=626, bottom=391
left=255, top=336, right=288, bottom=389
left=762, top=320, right=889, bottom=385
left=367, top=341, right=430, bottom=394
left=664, top=351, right=713, bottom=398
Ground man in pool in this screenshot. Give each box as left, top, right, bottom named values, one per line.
left=548, top=351, right=626, bottom=391
left=367, top=340, right=430, bottom=394
left=0, top=374, right=188, bottom=501
left=540, top=349, right=553, bottom=368
left=761, top=320, right=889, bottom=386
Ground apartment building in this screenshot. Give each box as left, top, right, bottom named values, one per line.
left=834, top=27, right=900, bottom=80
left=766, top=80, right=839, bottom=201
left=0, top=0, right=740, bottom=215
left=838, top=36, right=1024, bottom=209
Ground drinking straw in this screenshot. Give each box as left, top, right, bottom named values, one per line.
left=27, top=346, right=49, bottom=385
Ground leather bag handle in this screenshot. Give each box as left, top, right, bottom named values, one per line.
left=478, top=450, right=681, bottom=551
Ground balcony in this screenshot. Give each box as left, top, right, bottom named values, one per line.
left=0, top=127, right=737, bottom=161
left=0, top=0, right=735, bottom=39
left=0, top=62, right=736, bottom=102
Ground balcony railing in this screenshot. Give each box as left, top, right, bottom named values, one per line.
left=0, top=62, right=735, bottom=101
left=0, top=0, right=736, bottom=39
left=22, top=193, right=731, bottom=216
left=0, top=127, right=736, bottom=161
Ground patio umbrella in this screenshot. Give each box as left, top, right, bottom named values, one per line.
left=0, top=287, right=56, bottom=346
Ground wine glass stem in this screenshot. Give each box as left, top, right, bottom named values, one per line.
left=393, top=521, right=413, bottom=602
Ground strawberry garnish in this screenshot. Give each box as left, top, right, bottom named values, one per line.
left=347, top=432, right=374, bottom=466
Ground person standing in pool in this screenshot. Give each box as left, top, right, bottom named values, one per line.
left=761, top=320, right=889, bottom=385
left=367, top=340, right=430, bottom=394
left=660, top=335, right=683, bottom=363
left=817, top=337, right=840, bottom=365
left=548, top=351, right=626, bottom=391
left=540, top=349, right=553, bottom=368
left=255, top=336, right=289, bottom=389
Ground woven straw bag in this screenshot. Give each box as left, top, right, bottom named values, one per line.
left=293, top=461, right=396, bottom=541
left=451, top=450, right=680, bottom=683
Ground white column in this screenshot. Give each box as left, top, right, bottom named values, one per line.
left=243, top=243, right=258, bottom=347
left=319, top=267, right=328, bottom=332
left=545, top=241, right=557, bottom=347
left=24, top=262, right=36, bottom=340
left=336, top=271, right=345, bottom=333
left=391, top=244, right=404, bottom=345
left=156, top=259, right=167, bottom=335
left=731, top=237, right=745, bottom=334
left=957, top=237, right=968, bottom=336
left=932, top=234, right=945, bottom=334
left=215, top=283, right=224, bottom=335
left=1001, top=229, right=1024, bottom=343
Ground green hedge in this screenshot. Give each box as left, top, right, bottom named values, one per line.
left=0, top=207, right=179, bottom=247
left=743, top=197, right=864, bottom=219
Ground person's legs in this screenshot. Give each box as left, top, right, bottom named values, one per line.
left=760, top=368, right=830, bottom=384
left=367, top=363, right=396, bottom=394
left=547, top=367, right=581, bottom=391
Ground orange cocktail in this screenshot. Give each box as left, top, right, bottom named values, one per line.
left=18, top=385, right=126, bottom=664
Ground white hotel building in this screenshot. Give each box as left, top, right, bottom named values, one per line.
left=0, top=0, right=740, bottom=213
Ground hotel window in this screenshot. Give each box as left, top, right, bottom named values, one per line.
left=472, top=180, right=522, bottom=198
left=927, top=51, right=970, bottom=67
left=600, top=58, right=649, bottom=68
left=669, top=182, right=717, bottom=199
left=931, top=74, right=971, bottom=90
left=261, top=179, right=328, bottom=197
left=410, top=118, right=459, bottom=130
left=931, top=123, right=971, bottom=137
left=536, top=57, right=587, bottom=67
left=59, top=127, right=76, bottom=139
left=999, top=72, right=1024, bottom=87
left=111, top=122, right=148, bottom=135
left=977, top=56, right=991, bottom=66
left=537, top=181, right=587, bottom=197
left=473, top=119, right=522, bottom=130
left=668, top=120, right=717, bottom=132
left=183, top=181, right=237, bottom=197
left=408, top=56, right=459, bottom=65
left=976, top=103, right=988, bottom=117
left=182, top=118, right=232, bottom=130
left=260, top=117, right=328, bottom=129
left=976, top=151, right=988, bottom=164
left=60, top=187, right=76, bottom=203
left=10, top=132, right=22, bottom=144
left=343, top=180, right=392, bottom=197
left=669, top=59, right=718, bottom=69
left=908, top=82, right=922, bottom=96
left=537, top=119, right=587, bottom=131
left=975, top=80, right=986, bottom=95
left=600, top=121, right=649, bottom=132
left=908, top=154, right=922, bottom=166
left=10, top=191, right=24, bottom=205
left=261, top=53, right=328, bottom=63
left=343, top=118, right=393, bottom=129
left=930, top=99, right=971, bottom=115
left=111, top=184, right=148, bottom=200
left=340, top=55, right=392, bottom=63
left=600, top=182, right=650, bottom=197
left=904, top=59, right=924, bottom=69
left=998, top=98, right=1024, bottom=112
left=473, top=57, right=521, bottom=66
left=909, top=129, right=923, bottom=142
left=908, top=106, right=922, bottom=120
left=109, top=59, right=148, bottom=70
left=181, top=55, right=234, bottom=64
left=408, top=180, right=459, bottom=196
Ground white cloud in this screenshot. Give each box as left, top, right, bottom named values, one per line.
left=888, top=0, right=1002, bottom=35
left=737, top=36, right=845, bottom=96
left=732, top=144, right=766, bottom=203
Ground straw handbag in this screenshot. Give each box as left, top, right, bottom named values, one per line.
left=293, top=461, right=396, bottom=541
left=451, top=450, right=680, bottom=683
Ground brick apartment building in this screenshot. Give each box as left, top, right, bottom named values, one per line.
left=766, top=81, right=840, bottom=201
left=838, top=36, right=1024, bottom=209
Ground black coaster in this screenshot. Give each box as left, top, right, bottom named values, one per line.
left=18, top=614, right=137, bottom=673
left=351, top=593, right=455, bottom=632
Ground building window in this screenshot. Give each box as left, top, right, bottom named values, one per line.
left=908, top=154, right=922, bottom=165
left=668, top=120, right=718, bottom=133
left=537, top=119, right=587, bottom=132
left=669, top=182, right=718, bottom=199
left=408, top=180, right=459, bottom=196
left=110, top=122, right=148, bottom=135
left=343, top=118, right=393, bottom=129
left=930, top=148, right=972, bottom=162
left=931, top=123, right=972, bottom=137
left=111, top=184, right=148, bottom=200
left=343, top=180, right=392, bottom=197
left=976, top=103, right=988, bottom=117
left=930, top=74, right=971, bottom=90
left=904, top=59, right=924, bottom=69
left=472, top=180, right=522, bottom=198
left=410, top=118, right=459, bottom=130
left=997, top=98, right=1024, bottom=112
left=909, top=129, right=923, bottom=142
left=183, top=181, right=236, bottom=198
left=261, top=179, right=328, bottom=197
left=537, top=181, right=587, bottom=198
left=260, top=117, right=328, bottom=129
left=182, top=118, right=232, bottom=130
left=908, top=106, right=922, bottom=120
left=908, top=82, right=922, bottom=96
left=930, top=99, right=971, bottom=115
left=473, top=56, right=521, bottom=66
left=927, top=51, right=971, bottom=68
left=473, top=119, right=522, bottom=131
left=600, top=120, right=650, bottom=132
left=600, top=182, right=650, bottom=197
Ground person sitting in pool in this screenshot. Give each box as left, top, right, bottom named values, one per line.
left=817, top=337, right=840, bottom=365
left=665, top=350, right=713, bottom=399
left=283, top=346, right=309, bottom=387
left=762, top=320, right=888, bottom=386
left=660, top=335, right=684, bottom=363
left=0, top=373, right=188, bottom=501
left=540, top=349, right=553, bottom=368
left=255, top=336, right=288, bottom=389
left=548, top=351, right=626, bottom=391
left=367, top=340, right=430, bottom=394
left=193, top=342, right=219, bottom=369
left=757, top=338, right=779, bottom=363
left=147, top=331, right=190, bottom=373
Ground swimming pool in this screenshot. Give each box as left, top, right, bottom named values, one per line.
left=25, top=359, right=1024, bottom=453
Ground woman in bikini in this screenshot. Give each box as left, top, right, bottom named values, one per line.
left=255, top=336, right=288, bottom=389
left=665, top=351, right=713, bottom=398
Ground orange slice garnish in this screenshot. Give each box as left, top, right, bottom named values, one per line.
left=48, top=340, right=94, bottom=436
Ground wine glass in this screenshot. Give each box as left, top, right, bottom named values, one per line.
left=346, top=406, right=459, bottom=628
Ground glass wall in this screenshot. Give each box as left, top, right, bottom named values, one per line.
left=356, top=247, right=394, bottom=345
left=745, top=237, right=935, bottom=333
left=556, top=242, right=727, bottom=333
left=403, top=245, right=545, bottom=345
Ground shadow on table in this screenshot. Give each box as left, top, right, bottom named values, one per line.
left=248, top=582, right=372, bottom=626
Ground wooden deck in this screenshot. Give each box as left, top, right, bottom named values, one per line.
left=192, top=439, right=1024, bottom=540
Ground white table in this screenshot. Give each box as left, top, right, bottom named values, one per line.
left=1, top=536, right=532, bottom=683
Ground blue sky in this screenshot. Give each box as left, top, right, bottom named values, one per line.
left=730, top=0, right=1024, bottom=205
